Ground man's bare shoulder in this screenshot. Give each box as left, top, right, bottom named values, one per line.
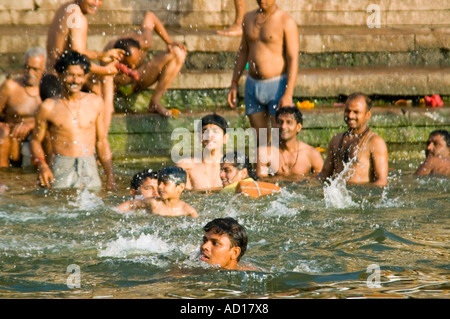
left=367, top=132, right=387, bottom=149
left=1, top=78, right=21, bottom=93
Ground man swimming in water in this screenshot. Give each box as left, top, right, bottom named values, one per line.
left=257, top=106, right=324, bottom=179
left=31, top=50, right=116, bottom=191
left=227, top=0, right=299, bottom=147
left=0, top=47, right=46, bottom=167
left=177, top=114, right=229, bottom=191
left=415, top=130, right=450, bottom=177
left=116, top=169, right=159, bottom=211
left=200, top=217, right=252, bottom=270
left=317, top=93, right=389, bottom=186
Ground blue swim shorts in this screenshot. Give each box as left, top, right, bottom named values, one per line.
left=244, top=74, right=287, bottom=116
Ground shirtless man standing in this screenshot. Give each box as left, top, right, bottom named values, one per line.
left=101, top=11, right=187, bottom=121
left=46, top=0, right=123, bottom=76
left=317, top=93, right=389, bottom=187
left=415, top=130, right=450, bottom=178
left=257, top=106, right=323, bottom=179
left=31, top=50, right=116, bottom=191
left=0, top=47, right=46, bottom=167
left=176, top=114, right=228, bottom=191
left=227, top=0, right=299, bottom=147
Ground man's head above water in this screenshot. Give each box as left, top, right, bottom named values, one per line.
left=200, top=217, right=248, bottom=270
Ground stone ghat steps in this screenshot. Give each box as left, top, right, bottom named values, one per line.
left=2, top=66, right=449, bottom=97
left=107, top=107, right=450, bottom=157
left=1, top=25, right=448, bottom=56
left=1, top=0, right=449, bottom=28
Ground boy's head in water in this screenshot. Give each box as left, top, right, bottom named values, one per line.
left=221, top=151, right=256, bottom=187
left=130, top=169, right=159, bottom=199
left=200, top=217, right=248, bottom=270
left=157, top=166, right=187, bottom=200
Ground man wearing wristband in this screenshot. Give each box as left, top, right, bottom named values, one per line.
left=227, top=0, right=299, bottom=148
left=31, top=50, right=116, bottom=191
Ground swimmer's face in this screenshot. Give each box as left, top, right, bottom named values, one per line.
left=61, top=64, right=87, bottom=94
left=220, top=163, right=247, bottom=187
left=79, top=0, right=102, bottom=15
left=276, top=113, right=301, bottom=141
left=134, top=178, right=159, bottom=199
left=202, top=124, right=227, bottom=150
left=426, top=134, right=450, bottom=158
left=158, top=179, right=183, bottom=200
left=24, top=55, right=45, bottom=87
left=200, top=230, right=240, bottom=270
left=344, top=97, right=371, bottom=131
left=122, top=46, right=141, bottom=70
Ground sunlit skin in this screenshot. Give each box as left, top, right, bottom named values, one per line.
left=177, top=124, right=228, bottom=191
left=0, top=54, right=45, bottom=166
left=415, top=133, right=450, bottom=177
left=317, top=96, right=389, bottom=186
left=220, top=163, right=249, bottom=187
left=257, top=113, right=324, bottom=178
left=31, top=64, right=116, bottom=190
left=227, top=0, right=299, bottom=146
left=200, top=231, right=241, bottom=270
left=131, top=178, right=159, bottom=199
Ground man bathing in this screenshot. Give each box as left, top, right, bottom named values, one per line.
left=415, top=130, right=450, bottom=178
left=31, top=50, right=116, bottom=191
left=227, top=0, right=299, bottom=147
left=101, top=11, right=187, bottom=120
left=317, top=93, right=389, bottom=187
left=0, top=47, right=46, bottom=167
left=257, top=106, right=324, bottom=179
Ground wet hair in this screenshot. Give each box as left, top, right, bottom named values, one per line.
left=345, top=92, right=372, bottom=111
left=114, top=37, right=140, bottom=56
left=222, top=151, right=257, bottom=180
left=158, top=166, right=187, bottom=185
left=203, top=217, right=248, bottom=261
left=275, top=106, right=303, bottom=125
left=201, top=114, right=228, bottom=134
left=54, top=50, right=91, bottom=75
left=429, top=130, right=450, bottom=147
left=130, top=169, right=158, bottom=191
left=24, top=47, right=47, bottom=65
left=39, top=74, right=62, bottom=101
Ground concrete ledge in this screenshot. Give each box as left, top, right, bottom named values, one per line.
left=107, top=107, right=450, bottom=157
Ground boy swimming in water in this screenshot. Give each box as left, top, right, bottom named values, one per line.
left=116, top=169, right=159, bottom=211
left=117, top=166, right=198, bottom=217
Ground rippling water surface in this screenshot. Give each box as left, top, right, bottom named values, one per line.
left=0, top=158, right=449, bottom=299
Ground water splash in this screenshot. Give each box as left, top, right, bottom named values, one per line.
left=98, top=233, right=172, bottom=258
left=68, top=188, right=104, bottom=210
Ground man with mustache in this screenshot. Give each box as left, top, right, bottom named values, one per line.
left=46, top=0, right=124, bottom=131
left=317, top=93, right=389, bottom=187
left=256, top=106, right=323, bottom=179
left=0, top=47, right=46, bottom=167
left=415, top=130, right=450, bottom=177
left=31, top=50, right=116, bottom=191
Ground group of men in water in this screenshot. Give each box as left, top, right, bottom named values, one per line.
left=0, top=0, right=449, bottom=270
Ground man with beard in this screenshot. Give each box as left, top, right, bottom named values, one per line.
left=317, top=93, right=389, bottom=186
left=0, top=47, right=46, bottom=167
left=256, top=106, right=323, bottom=179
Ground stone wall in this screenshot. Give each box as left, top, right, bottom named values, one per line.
left=0, top=0, right=449, bottom=27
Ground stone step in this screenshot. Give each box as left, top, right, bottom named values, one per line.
left=1, top=66, right=449, bottom=99
left=106, top=107, right=450, bottom=157
left=0, top=25, right=448, bottom=55
left=2, top=0, right=449, bottom=27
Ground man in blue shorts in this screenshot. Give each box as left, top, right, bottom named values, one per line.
left=227, top=0, right=299, bottom=148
